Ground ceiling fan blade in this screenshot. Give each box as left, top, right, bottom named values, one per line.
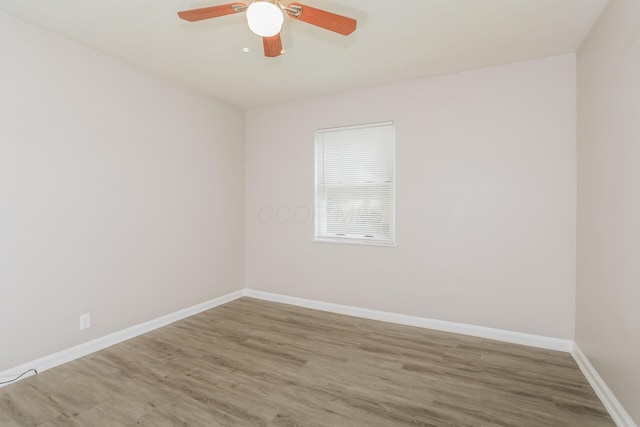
left=178, top=2, right=247, bottom=22
left=286, top=2, right=356, bottom=35
left=263, top=34, right=284, bottom=57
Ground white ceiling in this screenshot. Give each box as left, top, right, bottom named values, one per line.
left=0, top=0, right=608, bottom=108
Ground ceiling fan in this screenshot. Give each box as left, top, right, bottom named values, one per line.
left=177, top=1, right=357, bottom=57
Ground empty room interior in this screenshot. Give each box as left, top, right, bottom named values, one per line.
left=0, top=0, right=638, bottom=425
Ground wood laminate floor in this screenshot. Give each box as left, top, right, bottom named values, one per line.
left=0, top=297, right=614, bottom=427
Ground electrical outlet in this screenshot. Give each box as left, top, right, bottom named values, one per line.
left=79, top=313, right=91, bottom=330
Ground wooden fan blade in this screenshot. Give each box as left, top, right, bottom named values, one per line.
left=286, top=2, right=356, bottom=35
left=178, top=2, right=247, bottom=22
left=263, top=34, right=283, bottom=57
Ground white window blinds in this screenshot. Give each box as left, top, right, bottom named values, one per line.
left=315, top=121, right=395, bottom=245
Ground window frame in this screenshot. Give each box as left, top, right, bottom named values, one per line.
left=313, top=121, right=396, bottom=247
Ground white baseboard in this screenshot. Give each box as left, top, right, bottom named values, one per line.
left=244, top=289, right=574, bottom=352
left=3, top=287, right=634, bottom=427
left=0, top=289, right=245, bottom=388
left=571, top=344, right=637, bottom=427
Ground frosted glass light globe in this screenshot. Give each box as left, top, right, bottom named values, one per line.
left=246, top=1, right=284, bottom=37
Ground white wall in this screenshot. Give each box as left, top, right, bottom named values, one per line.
left=245, top=54, right=577, bottom=339
left=577, top=0, right=640, bottom=423
left=0, top=12, right=245, bottom=371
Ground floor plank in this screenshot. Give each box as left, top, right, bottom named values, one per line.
left=0, top=297, right=615, bottom=426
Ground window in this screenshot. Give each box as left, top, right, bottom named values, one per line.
left=314, top=121, right=395, bottom=245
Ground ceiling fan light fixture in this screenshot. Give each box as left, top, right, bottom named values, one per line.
left=177, top=1, right=357, bottom=57
left=246, top=1, right=284, bottom=37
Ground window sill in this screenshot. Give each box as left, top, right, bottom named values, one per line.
left=312, top=238, right=398, bottom=248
